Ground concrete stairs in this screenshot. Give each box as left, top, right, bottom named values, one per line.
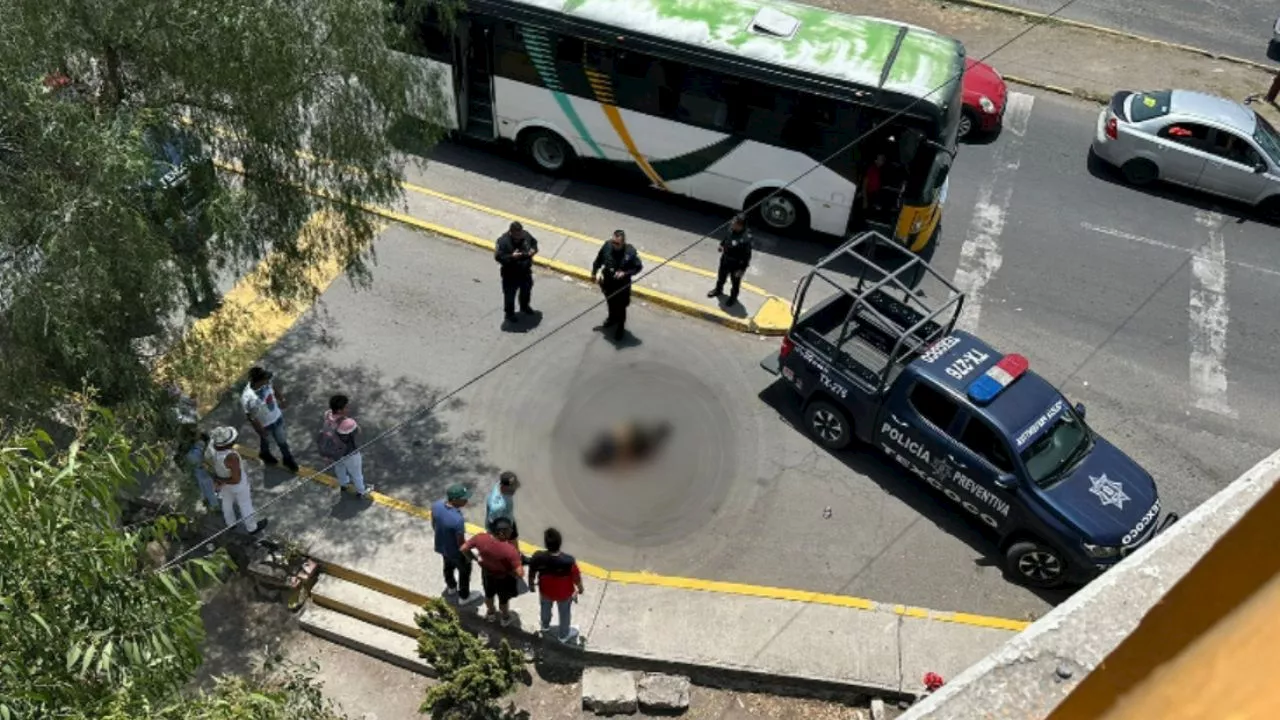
left=299, top=565, right=435, bottom=676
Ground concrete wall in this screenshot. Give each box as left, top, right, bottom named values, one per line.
left=899, top=447, right=1280, bottom=720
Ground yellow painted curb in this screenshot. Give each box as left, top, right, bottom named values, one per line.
left=940, top=0, right=1278, bottom=73
left=251, top=454, right=1029, bottom=633
left=400, top=180, right=773, bottom=298
left=215, top=160, right=794, bottom=336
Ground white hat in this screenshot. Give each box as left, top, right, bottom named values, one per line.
left=210, top=426, right=238, bottom=447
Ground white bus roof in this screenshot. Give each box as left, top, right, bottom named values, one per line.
left=510, top=0, right=964, bottom=104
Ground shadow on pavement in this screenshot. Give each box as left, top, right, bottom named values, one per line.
left=502, top=310, right=545, bottom=334
left=197, top=318, right=500, bottom=511
left=1085, top=150, right=1280, bottom=229
left=757, top=381, right=1074, bottom=610
left=398, top=135, right=860, bottom=268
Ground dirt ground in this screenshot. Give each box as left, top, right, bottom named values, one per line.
left=197, top=577, right=896, bottom=720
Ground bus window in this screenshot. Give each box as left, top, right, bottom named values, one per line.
left=676, top=67, right=730, bottom=130
left=614, top=50, right=667, bottom=117
left=493, top=23, right=540, bottom=86
left=390, top=0, right=453, bottom=62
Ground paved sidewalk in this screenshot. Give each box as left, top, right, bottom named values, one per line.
left=821, top=0, right=1280, bottom=124
left=213, top=452, right=1021, bottom=698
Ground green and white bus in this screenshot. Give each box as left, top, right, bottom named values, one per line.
left=393, top=0, right=964, bottom=252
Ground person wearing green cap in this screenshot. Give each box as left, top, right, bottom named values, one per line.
left=432, top=484, right=479, bottom=604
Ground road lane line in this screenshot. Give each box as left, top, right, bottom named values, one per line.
left=1189, top=211, right=1234, bottom=417
left=952, top=91, right=1035, bottom=331
left=1081, top=222, right=1280, bottom=279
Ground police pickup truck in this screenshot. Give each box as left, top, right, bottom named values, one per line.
left=761, top=232, right=1177, bottom=588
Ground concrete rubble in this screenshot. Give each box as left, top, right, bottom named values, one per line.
left=582, top=667, right=639, bottom=715
left=637, top=673, right=691, bottom=713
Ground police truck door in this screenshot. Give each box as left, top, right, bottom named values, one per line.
left=876, top=381, right=961, bottom=491
left=947, top=414, right=1017, bottom=532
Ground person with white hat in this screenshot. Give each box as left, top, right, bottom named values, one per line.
left=205, top=426, right=266, bottom=535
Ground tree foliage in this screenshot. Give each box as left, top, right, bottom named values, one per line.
left=0, top=0, right=452, bottom=422
left=0, top=404, right=226, bottom=718
left=416, top=598, right=530, bottom=719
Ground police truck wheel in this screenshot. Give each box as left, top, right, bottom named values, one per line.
left=1005, top=540, right=1067, bottom=588
left=803, top=400, right=852, bottom=451
left=520, top=129, right=574, bottom=175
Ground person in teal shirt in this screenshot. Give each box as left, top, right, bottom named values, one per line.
left=485, top=471, right=520, bottom=544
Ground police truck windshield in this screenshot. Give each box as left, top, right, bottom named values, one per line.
left=1020, top=410, right=1091, bottom=488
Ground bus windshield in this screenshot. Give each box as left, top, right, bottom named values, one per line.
left=902, top=79, right=961, bottom=205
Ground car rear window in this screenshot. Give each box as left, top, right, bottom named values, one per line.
left=1127, top=91, right=1172, bottom=122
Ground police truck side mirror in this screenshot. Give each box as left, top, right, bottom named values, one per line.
left=1073, top=402, right=1087, bottom=419
left=994, top=474, right=1017, bottom=490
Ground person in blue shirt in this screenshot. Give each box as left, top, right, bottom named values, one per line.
left=175, top=423, right=218, bottom=511
left=432, top=483, right=480, bottom=605
left=485, top=471, right=520, bottom=540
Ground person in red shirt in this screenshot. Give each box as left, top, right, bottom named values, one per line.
left=528, top=527, right=584, bottom=644
left=860, top=153, right=887, bottom=213
left=461, top=518, right=523, bottom=625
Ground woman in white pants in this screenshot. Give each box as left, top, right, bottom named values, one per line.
left=206, top=426, right=266, bottom=535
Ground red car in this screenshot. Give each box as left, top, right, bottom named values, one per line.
left=960, top=57, right=1008, bottom=140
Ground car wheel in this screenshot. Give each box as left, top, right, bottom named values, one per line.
left=1256, top=195, right=1280, bottom=223
left=958, top=108, right=978, bottom=140
left=519, top=128, right=575, bottom=175
left=803, top=400, right=852, bottom=451
left=1120, top=158, right=1159, bottom=186
left=750, top=190, right=810, bottom=235
left=1005, top=540, right=1067, bottom=588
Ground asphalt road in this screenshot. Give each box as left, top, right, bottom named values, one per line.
left=994, top=0, right=1277, bottom=61
left=232, top=85, right=1280, bottom=623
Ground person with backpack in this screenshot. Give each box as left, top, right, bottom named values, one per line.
left=318, top=394, right=372, bottom=499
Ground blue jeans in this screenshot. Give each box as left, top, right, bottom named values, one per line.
left=540, top=597, right=572, bottom=637
left=194, top=466, right=219, bottom=507
left=258, top=417, right=295, bottom=463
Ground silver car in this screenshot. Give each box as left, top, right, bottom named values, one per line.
left=1090, top=89, right=1280, bottom=220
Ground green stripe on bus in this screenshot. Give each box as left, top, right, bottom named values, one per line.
left=521, top=26, right=607, bottom=159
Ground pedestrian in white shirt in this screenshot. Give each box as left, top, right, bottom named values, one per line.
left=317, top=394, right=373, bottom=499
left=205, top=426, right=266, bottom=535
left=240, top=366, right=299, bottom=472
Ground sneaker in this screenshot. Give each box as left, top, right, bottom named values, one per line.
left=706, top=289, right=720, bottom=298
left=259, top=453, right=279, bottom=466
left=499, top=612, right=515, bottom=628
left=283, top=459, right=300, bottom=473
left=443, top=588, right=459, bottom=601
left=357, top=485, right=375, bottom=499
left=558, top=627, right=580, bottom=645
left=484, top=609, right=499, bottom=623
left=248, top=518, right=270, bottom=535
left=458, top=591, right=484, bottom=606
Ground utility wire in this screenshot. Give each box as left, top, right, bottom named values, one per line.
left=157, top=0, right=1086, bottom=573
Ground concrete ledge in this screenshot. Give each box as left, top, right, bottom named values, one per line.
left=899, top=447, right=1280, bottom=719
left=298, top=604, right=436, bottom=677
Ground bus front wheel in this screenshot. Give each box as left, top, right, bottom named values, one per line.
left=519, top=129, right=575, bottom=175
left=749, top=190, right=809, bottom=235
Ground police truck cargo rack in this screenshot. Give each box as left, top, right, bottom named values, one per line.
left=761, top=231, right=1178, bottom=589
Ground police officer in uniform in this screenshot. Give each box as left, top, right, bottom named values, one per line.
left=590, top=229, right=643, bottom=340
left=707, top=214, right=752, bottom=304
left=494, top=221, right=539, bottom=323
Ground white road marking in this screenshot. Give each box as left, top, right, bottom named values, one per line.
left=1080, top=222, right=1280, bottom=279
left=1189, top=211, right=1234, bottom=417
left=952, top=91, right=1035, bottom=331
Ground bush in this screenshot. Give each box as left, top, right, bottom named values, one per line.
left=415, top=598, right=529, bottom=719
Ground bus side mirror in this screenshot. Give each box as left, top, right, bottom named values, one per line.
left=994, top=474, right=1018, bottom=490
left=1074, top=402, right=1087, bottom=419
left=1254, top=162, right=1268, bottom=174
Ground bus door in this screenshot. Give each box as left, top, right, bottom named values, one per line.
left=453, top=18, right=496, bottom=140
